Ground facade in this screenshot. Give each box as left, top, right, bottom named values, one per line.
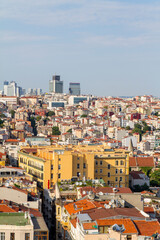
left=3, top=81, right=23, bottom=97
left=69, top=83, right=80, bottom=95
left=49, top=75, right=63, bottom=94
left=18, top=145, right=129, bottom=190
left=68, top=96, right=88, bottom=105
left=48, top=101, right=65, bottom=109
left=0, top=212, right=34, bottom=240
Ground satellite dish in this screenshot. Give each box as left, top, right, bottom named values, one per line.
left=99, top=192, right=103, bottom=195
left=104, top=204, right=110, bottom=209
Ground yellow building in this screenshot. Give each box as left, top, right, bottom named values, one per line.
left=18, top=144, right=129, bottom=190
left=0, top=148, right=6, bottom=166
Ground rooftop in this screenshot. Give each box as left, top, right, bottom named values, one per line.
left=0, top=212, right=30, bottom=226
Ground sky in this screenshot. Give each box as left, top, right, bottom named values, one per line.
left=0, top=0, right=160, bottom=97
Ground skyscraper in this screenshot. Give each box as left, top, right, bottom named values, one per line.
left=49, top=75, right=63, bottom=93
left=69, top=82, right=80, bottom=95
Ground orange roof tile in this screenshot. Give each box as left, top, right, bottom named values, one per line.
left=0, top=204, right=16, bottom=213
left=134, top=220, right=160, bottom=236
left=144, top=207, right=155, bottom=213
left=82, top=222, right=97, bottom=230
left=70, top=218, right=77, bottom=228
left=97, top=218, right=138, bottom=234
left=64, top=199, right=96, bottom=215
left=129, top=157, right=154, bottom=167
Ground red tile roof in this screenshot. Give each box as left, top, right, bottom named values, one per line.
left=64, top=199, right=96, bottom=215
left=129, top=157, right=155, bottom=167
left=79, top=186, right=132, bottom=197
left=97, top=218, right=138, bottom=234
left=82, top=222, right=97, bottom=230
left=134, top=220, right=160, bottom=236
left=0, top=204, right=16, bottom=213
left=144, top=207, right=155, bottom=214
left=70, top=218, right=77, bottom=228
left=87, top=207, right=146, bottom=221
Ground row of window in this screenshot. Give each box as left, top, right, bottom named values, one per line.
left=77, top=163, right=86, bottom=169
left=95, top=160, right=124, bottom=166
left=0, top=232, right=30, bottom=240
left=95, top=169, right=123, bottom=174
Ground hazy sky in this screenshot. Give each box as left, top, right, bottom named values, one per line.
left=0, top=0, right=160, bottom=96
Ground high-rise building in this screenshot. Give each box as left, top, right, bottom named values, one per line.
left=69, top=82, right=80, bottom=95
left=49, top=75, right=63, bottom=93
left=3, top=81, right=25, bottom=97
left=3, top=81, right=9, bottom=96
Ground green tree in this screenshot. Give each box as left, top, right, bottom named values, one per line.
left=67, top=128, right=72, bottom=133
left=43, top=118, right=48, bottom=125
left=140, top=167, right=153, bottom=177
left=81, top=114, right=87, bottom=118
left=52, top=126, right=61, bottom=135
left=36, top=116, right=41, bottom=121
left=0, top=119, right=4, bottom=128
left=154, top=112, right=158, bottom=116
left=47, top=111, right=55, bottom=117
left=150, top=169, right=160, bottom=186
left=30, top=116, right=37, bottom=136
left=126, top=126, right=130, bottom=130
left=10, top=110, right=15, bottom=118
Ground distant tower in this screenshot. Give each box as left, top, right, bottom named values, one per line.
left=128, top=139, right=134, bottom=156
left=49, top=75, right=63, bottom=93
left=69, top=82, right=80, bottom=95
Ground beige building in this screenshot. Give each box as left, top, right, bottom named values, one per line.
left=0, top=212, right=34, bottom=240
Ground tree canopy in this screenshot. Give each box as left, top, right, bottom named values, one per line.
left=52, top=126, right=61, bottom=135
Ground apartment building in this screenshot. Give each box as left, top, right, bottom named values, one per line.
left=18, top=144, right=129, bottom=190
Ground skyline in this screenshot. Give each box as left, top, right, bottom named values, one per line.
left=1, top=0, right=160, bottom=96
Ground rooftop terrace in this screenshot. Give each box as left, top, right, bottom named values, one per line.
left=0, top=212, right=30, bottom=226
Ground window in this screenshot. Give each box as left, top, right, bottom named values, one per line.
left=58, top=173, right=61, bottom=179
left=115, top=169, right=118, bottom=174
left=120, top=177, right=123, bottom=182
left=98, top=227, right=103, bottom=233
left=77, top=163, right=80, bottom=169
left=108, top=164, right=110, bottom=169
left=100, top=169, right=102, bottom=173
left=51, top=165, right=53, bottom=170
left=83, top=163, right=86, bottom=169
left=77, top=172, right=80, bottom=177
left=120, top=169, right=123, bottom=173
left=51, top=173, right=53, bottom=179
left=127, top=235, right=132, bottom=240
left=107, top=181, right=110, bottom=186
left=120, top=160, right=124, bottom=165
left=108, top=172, right=110, bottom=177
left=115, top=177, right=118, bottom=182
left=100, top=160, right=102, bottom=165
left=10, top=233, right=15, bottom=240
left=58, top=158, right=61, bottom=161
left=58, top=207, right=60, bottom=215
left=95, top=169, right=98, bottom=174
left=115, top=160, right=118, bottom=166
left=95, top=161, right=98, bottom=165
left=25, top=233, right=30, bottom=240
left=0, top=233, right=5, bottom=240
left=58, top=164, right=61, bottom=170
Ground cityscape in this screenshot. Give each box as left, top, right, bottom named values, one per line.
left=0, top=77, right=160, bottom=239
left=1, top=0, right=160, bottom=240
